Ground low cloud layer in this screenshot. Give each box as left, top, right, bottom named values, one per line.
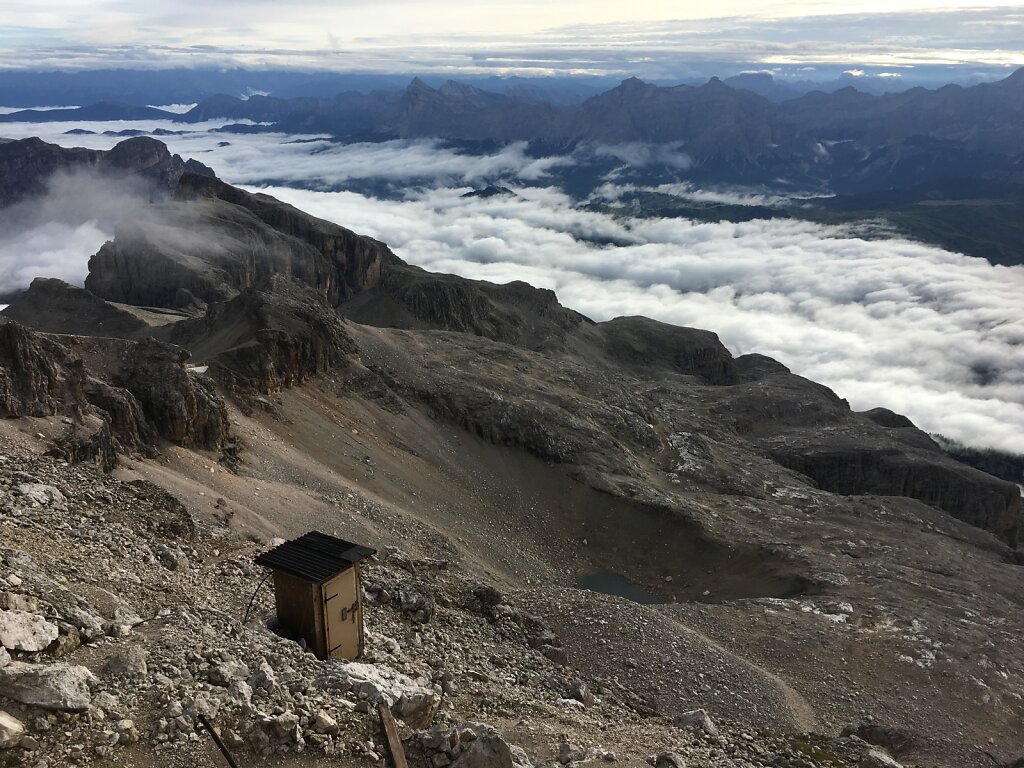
left=4, top=120, right=1022, bottom=455
left=0, top=121, right=574, bottom=188
left=0, top=219, right=109, bottom=295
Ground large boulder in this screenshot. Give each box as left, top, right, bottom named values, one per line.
left=0, top=661, right=95, bottom=711
left=0, top=609, right=59, bottom=652
left=103, top=647, right=149, bottom=677
left=860, top=748, right=904, bottom=767
left=15, top=483, right=66, bottom=508
left=315, top=661, right=439, bottom=729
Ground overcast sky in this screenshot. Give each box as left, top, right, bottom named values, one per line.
left=2, top=1, right=1023, bottom=75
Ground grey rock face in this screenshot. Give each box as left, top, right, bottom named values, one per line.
left=0, top=318, right=86, bottom=419
left=85, top=170, right=397, bottom=311
left=674, top=709, right=718, bottom=737
left=116, top=339, right=229, bottom=450
left=168, top=276, right=358, bottom=395
left=0, top=661, right=95, bottom=711
left=103, top=647, right=149, bottom=677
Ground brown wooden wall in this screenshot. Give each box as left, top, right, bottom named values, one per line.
left=272, top=571, right=327, bottom=657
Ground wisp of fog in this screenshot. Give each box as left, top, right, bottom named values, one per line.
left=0, top=169, right=162, bottom=295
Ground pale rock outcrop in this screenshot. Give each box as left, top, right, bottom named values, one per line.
left=0, top=609, right=59, bottom=652
left=0, top=710, right=26, bottom=749
left=316, top=661, right=439, bottom=728
left=15, top=483, right=66, bottom=507
left=0, top=661, right=95, bottom=711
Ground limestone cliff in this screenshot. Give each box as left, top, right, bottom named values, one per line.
left=84, top=174, right=399, bottom=310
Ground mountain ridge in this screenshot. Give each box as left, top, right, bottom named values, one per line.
left=0, top=136, right=1022, bottom=768
left=6, top=68, right=1024, bottom=192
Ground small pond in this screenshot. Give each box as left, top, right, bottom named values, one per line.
left=576, top=571, right=663, bottom=604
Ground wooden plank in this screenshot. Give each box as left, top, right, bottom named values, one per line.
left=378, top=703, right=410, bottom=768
left=323, top=567, right=361, bottom=659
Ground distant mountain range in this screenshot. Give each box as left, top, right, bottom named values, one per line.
left=0, top=66, right=989, bottom=109
left=5, top=69, right=1024, bottom=194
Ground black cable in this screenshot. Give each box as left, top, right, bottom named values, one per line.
left=198, top=712, right=240, bottom=768
left=242, top=571, right=273, bottom=625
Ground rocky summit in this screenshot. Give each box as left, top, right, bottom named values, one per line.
left=0, top=137, right=1022, bottom=768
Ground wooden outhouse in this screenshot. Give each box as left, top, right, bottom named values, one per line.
left=255, top=531, right=375, bottom=660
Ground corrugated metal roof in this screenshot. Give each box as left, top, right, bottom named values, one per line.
left=254, top=531, right=376, bottom=583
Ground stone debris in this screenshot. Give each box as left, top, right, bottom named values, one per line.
left=0, top=446, right=999, bottom=768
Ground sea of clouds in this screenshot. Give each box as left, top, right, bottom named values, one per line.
left=1, top=119, right=1022, bottom=453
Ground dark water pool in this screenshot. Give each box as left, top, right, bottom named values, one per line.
left=577, top=571, right=662, bottom=604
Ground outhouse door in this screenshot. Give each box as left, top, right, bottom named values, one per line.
left=322, top=566, right=362, bottom=659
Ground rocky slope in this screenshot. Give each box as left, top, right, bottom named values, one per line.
left=0, top=136, right=1022, bottom=768
left=0, top=313, right=232, bottom=471
left=1, top=446, right=941, bottom=768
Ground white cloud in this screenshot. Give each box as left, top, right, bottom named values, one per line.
left=591, top=180, right=824, bottom=207
left=0, top=168, right=157, bottom=295
left=0, top=219, right=108, bottom=294
left=0, top=120, right=578, bottom=188
left=0, top=105, right=76, bottom=113
left=3, top=4, right=1023, bottom=76
left=593, top=142, right=693, bottom=169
